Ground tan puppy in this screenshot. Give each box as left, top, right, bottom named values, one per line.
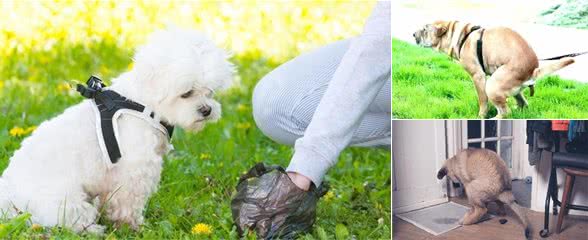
left=414, top=20, right=574, bottom=119
left=437, top=148, right=530, bottom=239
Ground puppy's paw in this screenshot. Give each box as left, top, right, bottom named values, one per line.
left=113, top=216, right=143, bottom=231
left=113, top=220, right=141, bottom=232
left=84, top=224, right=106, bottom=235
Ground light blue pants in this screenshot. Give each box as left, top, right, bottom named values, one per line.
left=252, top=39, right=391, bottom=148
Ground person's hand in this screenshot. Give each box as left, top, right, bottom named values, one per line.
left=287, top=171, right=312, bottom=191
left=231, top=163, right=328, bottom=239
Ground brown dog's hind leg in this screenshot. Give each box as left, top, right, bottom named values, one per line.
left=514, top=93, right=528, bottom=108
left=485, top=69, right=513, bottom=119
left=461, top=205, right=488, bottom=225
left=471, top=72, right=489, bottom=118
left=489, top=94, right=509, bottom=119
left=460, top=191, right=489, bottom=225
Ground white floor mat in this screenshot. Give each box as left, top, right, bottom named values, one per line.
left=395, top=202, right=492, bottom=236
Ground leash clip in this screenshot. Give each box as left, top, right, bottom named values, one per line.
left=77, top=75, right=106, bottom=99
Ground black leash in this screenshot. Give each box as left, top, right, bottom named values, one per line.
left=541, top=51, right=588, bottom=61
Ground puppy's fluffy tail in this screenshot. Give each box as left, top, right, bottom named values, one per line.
left=498, top=190, right=530, bottom=240
left=437, top=165, right=448, bottom=180
left=533, top=57, right=575, bottom=79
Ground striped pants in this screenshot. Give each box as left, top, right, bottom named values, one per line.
left=252, top=39, right=391, bottom=148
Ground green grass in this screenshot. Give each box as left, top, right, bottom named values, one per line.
left=392, top=39, right=588, bottom=119
left=538, top=0, right=588, bottom=29
left=0, top=2, right=390, bottom=239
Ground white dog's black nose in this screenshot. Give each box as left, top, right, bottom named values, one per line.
left=199, top=105, right=212, bottom=117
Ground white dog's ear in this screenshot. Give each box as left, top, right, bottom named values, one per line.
left=130, top=57, right=169, bottom=103
left=217, top=53, right=236, bottom=91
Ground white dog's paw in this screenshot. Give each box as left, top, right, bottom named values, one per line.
left=83, top=224, right=106, bottom=235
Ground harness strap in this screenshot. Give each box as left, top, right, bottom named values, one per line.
left=77, top=76, right=174, bottom=163
left=458, top=25, right=481, bottom=57
left=476, top=29, right=487, bottom=75
left=95, top=90, right=144, bottom=163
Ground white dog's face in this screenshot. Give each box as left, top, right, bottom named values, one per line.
left=128, top=28, right=234, bottom=132
left=158, top=83, right=221, bottom=132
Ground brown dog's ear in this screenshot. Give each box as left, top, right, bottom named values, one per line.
left=437, top=167, right=448, bottom=179
left=435, top=25, right=448, bottom=37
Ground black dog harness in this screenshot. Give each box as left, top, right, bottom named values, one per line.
left=77, top=76, right=174, bottom=163
left=458, top=25, right=488, bottom=75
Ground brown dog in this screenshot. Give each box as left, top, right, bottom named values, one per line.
left=437, top=148, right=530, bottom=239
left=414, top=20, right=574, bottom=119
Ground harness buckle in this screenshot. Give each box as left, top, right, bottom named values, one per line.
left=77, top=76, right=106, bottom=99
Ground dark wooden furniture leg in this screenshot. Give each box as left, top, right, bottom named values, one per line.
left=556, top=173, right=575, bottom=233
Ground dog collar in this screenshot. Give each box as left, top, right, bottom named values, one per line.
left=457, top=25, right=481, bottom=58
left=77, top=76, right=174, bottom=164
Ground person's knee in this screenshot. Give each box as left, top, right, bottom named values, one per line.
left=252, top=75, right=300, bottom=146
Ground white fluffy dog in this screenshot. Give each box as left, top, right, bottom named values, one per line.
left=0, top=28, right=233, bottom=234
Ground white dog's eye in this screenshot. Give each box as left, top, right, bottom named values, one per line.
left=181, top=90, right=194, bottom=98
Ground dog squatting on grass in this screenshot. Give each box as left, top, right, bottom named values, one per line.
left=392, top=39, right=588, bottom=119
left=413, top=20, right=575, bottom=119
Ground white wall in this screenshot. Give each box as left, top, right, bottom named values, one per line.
left=392, top=120, right=447, bottom=213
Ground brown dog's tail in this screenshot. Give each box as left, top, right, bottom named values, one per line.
left=498, top=191, right=530, bottom=240
left=437, top=166, right=448, bottom=180
left=532, top=57, right=575, bottom=79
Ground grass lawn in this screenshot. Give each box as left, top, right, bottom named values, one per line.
left=392, top=39, right=588, bottom=119
left=0, top=2, right=390, bottom=239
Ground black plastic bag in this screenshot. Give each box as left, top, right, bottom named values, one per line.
left=231, top=163, right=328, bottom=239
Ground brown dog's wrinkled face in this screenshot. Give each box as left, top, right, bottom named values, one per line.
left=413, top=23, right=447, bottom=48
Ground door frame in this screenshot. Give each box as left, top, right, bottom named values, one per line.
left=445, top=121, right=529, bottom=196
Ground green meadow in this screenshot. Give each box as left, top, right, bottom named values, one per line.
left=0, top=1, right=390, bottom=239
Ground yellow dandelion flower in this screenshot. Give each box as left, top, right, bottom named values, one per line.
left=39, top=55, right=50, bottom=64
left=200, top=153, right=211, bottom=160
left=57, top=82, right=71, bottom=92
left=236, top=122, right=251, bottom=130
left=324, top=191, right=335, bottom=202
left=237, top=104, right=249, bottom=112
left=25, top=126, right=37, bottom=134
left=191, top=223, right=212, bottom=235
left=9, top=127, right=26, bottom=137
left=31, top=223, right=42, bottom=231
left=127, top=62, right=134, bottom=71
left=0, top=80, right=4, bottom=89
